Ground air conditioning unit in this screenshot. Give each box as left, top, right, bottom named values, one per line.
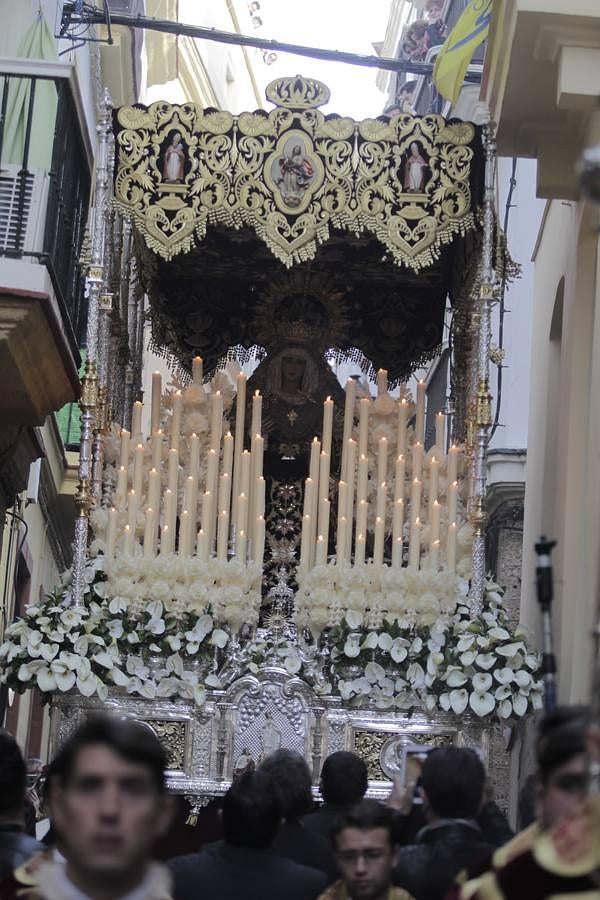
left=0, top=164, right=50, bottom=254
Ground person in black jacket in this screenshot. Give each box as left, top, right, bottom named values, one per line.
left=392, top=747, right=493, bottom=900
left=259, top=749, right=337, bottom=883
left=169, top=770, right=327, bottom=900
left=303, top=751, right=368, bottom=843
left=0, top=729, right=43, bottom=880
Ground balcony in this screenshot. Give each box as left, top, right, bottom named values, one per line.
left=481, top=0, right=600, bottom=198
left=0, top=60, right=91, bottom=425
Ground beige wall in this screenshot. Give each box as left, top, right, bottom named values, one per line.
left=522, top=200, right=600, bottom=702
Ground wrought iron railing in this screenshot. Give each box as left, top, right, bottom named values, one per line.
left=0, top=68, right=91, bottom=349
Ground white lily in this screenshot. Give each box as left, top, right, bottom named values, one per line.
left=512, top=692, right=528, bottom=716
left=471, top=672, right=493, bottom=693
left=445, top=669, right=468, bottom=687
left=498, top=699, right=513, bottom=718
left=362, top=632, right=379, bottom=651
left=475, top=653, right=496, bottom=670
left=494, top=667, right=515, bottom=684
left=378, top=633, right=393, bottom=652
left=469, top=691, right=495, bottom=716
left=390, top=638, right=409, bottom=663
left=283, top=652, right=302, bottom=676
left=210, top=629, right=229, bottom=649
left=449, top=688, right=469, bottom=714
left=343, top=634, right=362, bottom=658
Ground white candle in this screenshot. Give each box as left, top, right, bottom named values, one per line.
left=143, top=507, right=156, bottom=558
left=318, top=451, right=331, bottom=504
left=237, top=526, right=247, bottom=563
left=167, top=448, right=179, bottom=498
left=341, top=379, right=357, bottom=479
left=429, top=500, right=441, bottom=555
left=428, top=456, right=439, bottom=519
left=131, top=401, right=143, bottom=440
left=251, top=433, right=265, bottom=523
left=355, top=530, right=366, bottom=565
left=394, top=454, right=406, bottom=503
left=196, top=528, right=208, bottom=562
left=447, top=444, right=460, bottom=484
left=210, top=390, right=223, bottom=453
left=255, top=476, right=266, bottom=519
left=317, top=497, right=330, bottom=558
left=345, top=438, right=357, bottom=561
left=358, top=398, right=370, bottom=458
left=179, top=510, right=191, bottom=557
left=356, top=499, right=368, bottom=564
left=321, top=396, right=334, bottom=457
left=410, top=477, right=422, bottom=525
left=160, top=524, right=170, bottom=556
left=416, top=380, right=426, bottom=444
left=397, top=398, right=408, bottom=458
left=301, top=478, right=316, bottom=569
left=236, top=492, right=248, bottom=556
left=188, top=433, right=200, bottom=478
left=408, top=516, right=421, bottom=569
left=192, top=355, right=203, bottom=385
left=232, top=373, right=246, bottom=525
left=376, top=368, right=388, bottom=396
left=119, top=429, right=130, bottom=470
left=133, top=443, right=144, bottom=500
left=151, top=429, right=163, bottom=471
left=222, top=432, right=234, bottom=480
left=391, top=499, right=404, bottom=568
left=205, top=449, right=219, bottom=542
left=377, top=436, right=388, bottom=486
left=151, top=372, right=162, bottom=434
left=336, top=481, right=348, bottom=563
left=123, top=524, right=133, bottom=556
left=115, top=465, right=128, bottom=510
left=239, top=450, right=251, bottom=498
left=127, top=490, right=137, bottom=543
left=373, top=481, right=387, bottom=566
left=183, top=475, right=198, bottom=523
left=315, top=534, right=327, bottom=566
left=163, top=488, right=176, bottom=541
left=170, top=391, right=183, bottom=451
left=300, top=514, right=312, bottom=569
left=447, top=480, right=458, bottom=525
left=435, top=411, right=446, bottom=452
left=147, top=467, right=160, bottom=514
left=217, top=509, right=230, bottom=561
left=202, top=489, right=215, bottom=553
left=447, top=522, right=457, bottom=572
left=355, top=453, right=369, bottom=550
left=251, top=390, right=262, bottom=439
left=106, top=507, right=118, bottom=559
left=336, top=516, right=348, bottom=565
left=411, top=441, right=424, bottom=480
left=430, top=539, right=440, bottom=571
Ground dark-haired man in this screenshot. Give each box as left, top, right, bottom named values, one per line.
left=392, top=747, right=492, bottom=900
left=169, top=769, right=327, bottom=900
left=303, top=751, right=368, bottom=843
left=259, top=749, right=337, bottom=882
left=0, top=729, right=43, bottom=879
left=320, top=799, right=411, bottom=900
left=0, top=715, right=174, bottom=899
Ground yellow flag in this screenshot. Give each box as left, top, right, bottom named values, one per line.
left=433, top=0, right=493, bottom=103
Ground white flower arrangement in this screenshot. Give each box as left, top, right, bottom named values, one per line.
left=295, top=563, right=471, bottom=635
left=0, top=552, right=261, bottom=707
left=328, top=581, right=543, bottom=720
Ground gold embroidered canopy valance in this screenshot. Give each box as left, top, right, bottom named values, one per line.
left=113, top=76, right=482, bottom=273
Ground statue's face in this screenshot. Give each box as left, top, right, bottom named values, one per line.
left=281, top=352, right=307, bottom=386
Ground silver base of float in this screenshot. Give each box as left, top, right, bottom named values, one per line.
left=50, top=670, right=509, bottom=820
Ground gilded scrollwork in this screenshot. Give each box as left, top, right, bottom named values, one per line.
left=113, top=76, right=479, bottom=271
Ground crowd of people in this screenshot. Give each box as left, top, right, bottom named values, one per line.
left=0, top=707, right=597, bottom=899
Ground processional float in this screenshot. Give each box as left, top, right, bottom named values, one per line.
left=1, top=76, right=541, bottom=815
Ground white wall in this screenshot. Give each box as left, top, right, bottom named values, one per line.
left=489, top=157, right=545, bottom=454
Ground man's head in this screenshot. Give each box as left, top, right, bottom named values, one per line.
left=320, top=751, right=368, bottom=807
left=331, top=800, right=399, bottom=900
left=259, top=749, right=313, bottom=821
left=49, top=716, right=172, bottom=890
left=0, top=729, right=27, bottom=826
left=222, top=769, right=281, bottom=849
left=420, top=746, right=486, bottom=820
left=398, top=81, right=416, bottom=100
left=536, top=706, right=589, bottom=829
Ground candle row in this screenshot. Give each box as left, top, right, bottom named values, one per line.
left=300, top=375, right=463, bottom=572
left=106, top=364, right=265, bottom=565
